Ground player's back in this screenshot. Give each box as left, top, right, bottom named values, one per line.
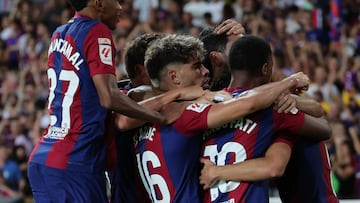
left=277, top=141, right=339, bottom=203
left=202, top=88, right=304, bottom=203
left=135, top=102, right=212, bottom=203
left=29, top=15, right=115, bottom=173
left=110, top=84, right=152, bottom=203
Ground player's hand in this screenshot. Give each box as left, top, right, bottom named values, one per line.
left=273, top=93, right=298, bottom=114
left=286, top=72, right=309, bottom=93
left=153, top=111, right=167, bottom=125
left=214, top=19, right=245, bottom=36
left=199, top=158, right=219, bottom=190
left=202, top=90, right=232, bottom=103
left=177, top=86, right=209, bottom=101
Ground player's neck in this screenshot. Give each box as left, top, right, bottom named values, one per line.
left=230, top=71, right=260, bottom=88
left=76, top=6, right=99, bottom=21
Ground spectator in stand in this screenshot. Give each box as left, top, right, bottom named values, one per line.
left=0, top=170, right=24, bottom=203
left=0, top=144, right=25, bottom=195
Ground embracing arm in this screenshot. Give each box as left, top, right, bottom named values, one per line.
left=200, top=142, right=291, bottom=189
left=116, top=86, right=218, bottom=130
left=296, top=114, right=331, bottom=141
left=207, top=72, right=309, bottom=128
left=274, top=93, right=324, bottom=117
left=293, top=94, right=324, bottom=117
left=93, top=74, right=165, bottom=124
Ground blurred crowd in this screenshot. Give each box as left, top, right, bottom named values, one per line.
left=0, top=0, right=359, bottom=201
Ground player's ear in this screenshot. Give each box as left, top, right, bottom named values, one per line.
left=261, top=62, right=270, bottom=76
left=95, top=0, right=104, bottom=11
left=168, top=69, right=180, bottom=86
left=209, top=51, right=225, bottom=68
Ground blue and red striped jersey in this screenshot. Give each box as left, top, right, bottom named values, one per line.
left=277, top=141, right=339, bottom=203
left=201, top=87, right=304, bottom=203
left=29, top=14, right=116, bottom=173
left=135, top=103, right=211, bottom=202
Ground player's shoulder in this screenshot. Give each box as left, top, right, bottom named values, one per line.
left=89, top=22, right=111, bottom=35
left=184, top=103, right=211, bottom=114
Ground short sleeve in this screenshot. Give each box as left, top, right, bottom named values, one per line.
left=173, top=103, right=211, bottom=136
left=273, top=110, right=305, bottom=133
left=272, top=133, right=297, bottom=149
left=83, top=23, right=116, bottom=77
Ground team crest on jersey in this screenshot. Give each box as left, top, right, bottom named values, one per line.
left=98, top=38, right=112, bottom=66
left=186, top=103, right=210, bottom=113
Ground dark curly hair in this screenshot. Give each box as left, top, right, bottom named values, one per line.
left=67, top=0, right=89, bottom=11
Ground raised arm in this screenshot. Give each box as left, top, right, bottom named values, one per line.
left=207, top=72, right=309, bottom=128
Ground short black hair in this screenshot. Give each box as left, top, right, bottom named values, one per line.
left=229, top=35, right=272, bottom=75
left=124, top=33, right=165, bottom=79
left=67, top=0, right=89, bottom=11
left=199, top=27, right=228, bottom=73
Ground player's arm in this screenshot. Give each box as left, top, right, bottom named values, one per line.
left=116, top=86, right=226, bottom=131
left=93, top=74, right=165, bottom=124
left=292, top=94, right=324, bottom=117
left=295, top=114, right=330, bottom=141
left=200, top=142, right=291, bottom=189
left=274, top=93, right=324, bottom=117
left=85, top=24, right=165, bottom=124
left=206, top=72, right=309, bottom=128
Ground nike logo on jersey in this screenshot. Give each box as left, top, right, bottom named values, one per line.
left=44, top=126, right=69, bottom=140
left=48, top=39, right=84, bottom=70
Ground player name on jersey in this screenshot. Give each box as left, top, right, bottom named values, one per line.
left=48, top=38, right=84, bottom=70
left=135, top=125, right=156, bottom=146
left=203, top=118, right=257, bottom=138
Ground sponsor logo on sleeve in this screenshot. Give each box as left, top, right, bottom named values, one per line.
left=98, top=38, right=113, bottom=66
left=186, top=103, right=210, bottom=113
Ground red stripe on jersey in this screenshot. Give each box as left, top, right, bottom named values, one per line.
left=83, top=23, right=116, bottom=77
left=146, top=124, right=176, bottom=200
left=174, top=103, right=211, bottom=136
left=320, top=142, right=338, bottom=203
left=45, top=137, right=78, bottom=169
left=28, top=136, right=45, bottom=163
left=45, top=35, right=83, bottom=169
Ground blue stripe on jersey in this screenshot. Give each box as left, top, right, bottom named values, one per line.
left=253, top=108, right=273, bottom=157
left=160, top=125, right=202, bottom=187
left=160, top=125, right=203, bottom=202
left=294, top=142, right=330, bottom=203
left=245, top=181, right=269, bottom=203
left=31, top=139, right=53, bottom=164
left=136, top=124, right=203, bottom=202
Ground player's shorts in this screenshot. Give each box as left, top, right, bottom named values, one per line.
left=28, top=162, right=108, bottom=203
